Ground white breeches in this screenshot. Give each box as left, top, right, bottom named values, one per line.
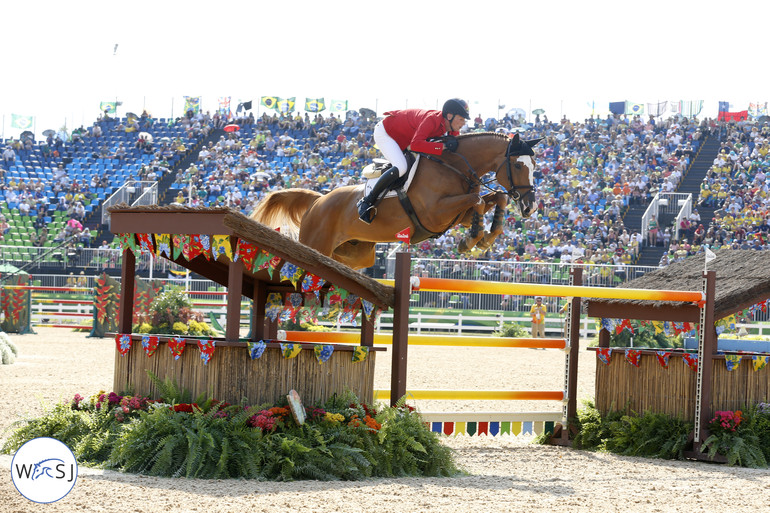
left=374, top=121, right=408, bottom=176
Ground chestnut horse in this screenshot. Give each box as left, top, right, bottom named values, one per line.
left=252, top=132, right=539, bottom=269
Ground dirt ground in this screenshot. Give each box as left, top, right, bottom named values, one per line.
left=1, top=328, right=769, bottom=512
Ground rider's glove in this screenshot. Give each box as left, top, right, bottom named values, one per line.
left=443, top=136, right=459, bottom=152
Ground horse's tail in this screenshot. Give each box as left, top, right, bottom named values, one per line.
left=250, top=188, right=322, bottom=236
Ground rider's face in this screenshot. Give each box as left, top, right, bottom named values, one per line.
left=449, top=114, right=467, bottom=132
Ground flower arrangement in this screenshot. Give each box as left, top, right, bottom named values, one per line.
left=2, top=385, right=459, bottom=481
left=709, top=410, right=743, bottom=434
left=134, top=287, right=217, bottom=337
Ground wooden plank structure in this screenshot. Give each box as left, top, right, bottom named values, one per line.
left=586, top=249, right=770, bottom=455
left=108, top=205, right=399, bottom=406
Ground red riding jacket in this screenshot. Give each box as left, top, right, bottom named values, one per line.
left=381, top=109, right=456, bottom=155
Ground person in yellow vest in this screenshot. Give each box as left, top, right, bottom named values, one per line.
left=530, top=296, right=547, bottom=338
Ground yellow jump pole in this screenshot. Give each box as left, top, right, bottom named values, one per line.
left=378, top=277, right=704, bottom=303
left=282, top=331, right=567, bottom=349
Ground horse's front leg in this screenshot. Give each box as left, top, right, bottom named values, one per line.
left=476, top=193, right=508, bottom=250
left=456, top=196, right=487, bottom=253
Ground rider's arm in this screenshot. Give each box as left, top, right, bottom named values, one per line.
left=408, top=115, right=448, bottom=155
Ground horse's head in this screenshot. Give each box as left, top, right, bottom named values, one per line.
left=494, top=133, right=541, bottom=218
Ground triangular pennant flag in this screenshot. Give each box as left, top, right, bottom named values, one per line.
left=136, top=233, right=155, bottom=254
left=172, top=235, right=185, bottom=260
left=235, top=239, right=259, bottom=271
left=314, top=344, right=334, bottom=364
left=118, top=233, right=138, bottom=254
left=596, top=348, right=612, bottom=365
left=266, top=292, right=283, bottom=321
left=682, top=353, right=698, bottom=372
left=211, top=235, right=233, bottom=261
left=299, top=294, right=322, bottom=324
left=280, top=342, right=302, bottom=359
left=361, top=299, right=375, bottom=320
left=115, top=334, right=132, bottom=356
left=753, top=355, right=770, bottom=372
left=155, top=234, right=172, bottom=258
left=625, top=349, right=642, bottom=367
left=724, top=354, right=741, bottom=372
left=280, top=262, right=305, bottom=288
left=168, top=336, right=186, bottom=360
left=301, top=274, right=325, bottom=297
left=253, top=248, right=271, bottom=269
left=352, top=346, right=369, bottom=363
left=190, top=234, right=212, bottom=260
left=141, top=335, right=159, bottom=357
left=197, top=339, right=216, bottom=365
left=282, top=293, right=304, bottom=321
left=247, top=340, right=267, bottom=360
left=395, top=227, right=411, bottom=243
left=180, top=235, right=194, bottom=261
left=652, top=320, right=664, bottom=335
left=328, top=285, right=349, bottom=305
left=656, top=351, right=672, bottom=369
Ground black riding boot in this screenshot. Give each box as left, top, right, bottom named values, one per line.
left=357, top=165, right=400, bottom=224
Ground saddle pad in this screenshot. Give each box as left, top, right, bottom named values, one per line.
left=360, top=155, right=421, bottom=199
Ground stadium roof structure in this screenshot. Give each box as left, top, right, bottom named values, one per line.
left=586, top=249, right=770, bottom=322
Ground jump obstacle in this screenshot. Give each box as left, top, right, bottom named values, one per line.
left=93, top=206, right=762, bottom=457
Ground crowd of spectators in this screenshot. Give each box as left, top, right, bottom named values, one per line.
left=4, top=103, right=767, bottom=275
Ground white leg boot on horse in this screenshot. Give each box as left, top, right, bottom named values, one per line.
left=357, top=165, right=400, bottom=224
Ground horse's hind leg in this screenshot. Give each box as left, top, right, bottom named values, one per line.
left=332, top=241, right=377, bottom=270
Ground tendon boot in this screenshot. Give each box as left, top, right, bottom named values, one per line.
left=357, top=165, right=400, bottom=224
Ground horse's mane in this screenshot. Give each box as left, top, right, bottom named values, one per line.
left=456, top=131, right=511, bottom=141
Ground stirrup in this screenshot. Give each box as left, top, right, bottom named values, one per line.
left=357, top=200, right=376, bottom=224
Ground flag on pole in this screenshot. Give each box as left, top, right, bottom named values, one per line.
left=99, top=101, right=117, bottom=113
left=304, top=98, right=326, bottom=112
left=183, top=96, right=201, bottom=115
left=261, top=96, right=278, bottom=110
left=625, top=102, right=644, bottom=115
left=330, top=99, right=348, bottom=112
left=217, top=96, right=231, bottom=117
left=11, top=114, right=34, bottom=130
left=276, top=97, right=296, bottom=113
left=395, top=227, right=411, bottom=244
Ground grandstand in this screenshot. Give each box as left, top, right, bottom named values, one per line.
left=0, top=106, right=764, bottom=282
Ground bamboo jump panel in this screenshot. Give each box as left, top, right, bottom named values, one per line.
left=595, top=352, right=770, bottom=420
left=114, top=343, right=376, bottom=406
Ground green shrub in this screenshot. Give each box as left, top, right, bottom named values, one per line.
left=495, top=322, right=528, bottom=338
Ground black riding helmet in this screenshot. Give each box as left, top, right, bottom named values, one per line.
left=442, top=98, right=470, bottom=120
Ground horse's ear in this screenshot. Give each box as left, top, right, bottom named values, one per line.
left=510, top=133, right=521, bottom=143
left=525, top=137, right=544, bottom=148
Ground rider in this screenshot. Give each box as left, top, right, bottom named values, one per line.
left=357, top=98, right=470, bottom=224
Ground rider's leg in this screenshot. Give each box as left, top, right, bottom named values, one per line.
left=357, top=166, right=400, bottom=224
left=357, top=121, right=408, bottom=224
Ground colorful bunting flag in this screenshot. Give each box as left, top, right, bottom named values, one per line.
left=656, top=351, right=672, bottom=369
left=154, top=234, right=172, bottom=258
left=280, top=262, right=305, bottom=288
left=211, top=235, right=233, bottom=261
left=724, top=354, right=741, bottom=372
left=118, top=233, right=137, bottom=254
left=314, top=344, right=334, bottom=364
left=247, top=340, right=267, bottom=360
left=682, top=353, right=698, bottom=372
left=352, top=346, right=369, bottom=363
left=116, top=334, right=132, bottom=356
left=141, top=335, right=159, bottom=357
left=361, top=299, right=375, bottom=320
left=596, top=348, right=612, bottom=365
left=172, top=234, right=185, bottom=260
left=753, top=355, right=770, bottom=372
left=280, top=342, right=302, bottom=359
left=266, top=293, right=283, bottom=321
left=168, top=336, right=186, bottom=360
left=301, top=273, right=325, bottom=298
left=135, top=233, right=155, bottom=254
left=235, top=239, right=259, bottom=271
left=625, top=349, right=642, bottom=367
left=197, top=339, right=216, bottom=365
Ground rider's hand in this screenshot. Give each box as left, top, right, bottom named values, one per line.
left=443, top=136, right=459, bottom=152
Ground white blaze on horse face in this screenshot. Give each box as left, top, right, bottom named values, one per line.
left=516, top=155, right=535, bottom=186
